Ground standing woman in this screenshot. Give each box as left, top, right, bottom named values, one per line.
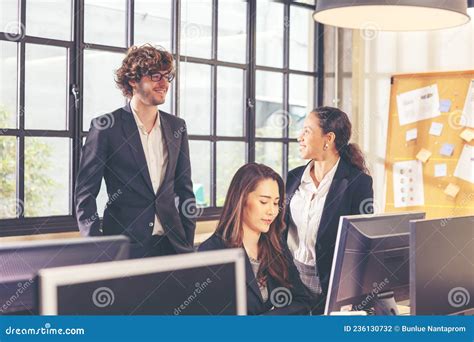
left=199, top=163, right=311, bottom=315
left=286, top=106, right=374, bottom=314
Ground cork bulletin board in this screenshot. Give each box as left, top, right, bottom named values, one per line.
left=385, top=70, right=474, bottom=219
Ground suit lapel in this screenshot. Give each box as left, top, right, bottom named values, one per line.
left=317, top=159, right=350, bottom=240
left=120, top=104, right=154, bottom=195
left=156, top=111, right=173, bottom=195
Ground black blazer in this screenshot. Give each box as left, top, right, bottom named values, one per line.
left=285, top=158, right=374, bottom=312
left=75, top=103, right=196, bottom=253
left=198, top=233, right=311, bottom=315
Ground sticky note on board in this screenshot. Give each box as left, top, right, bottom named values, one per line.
left=434, top=163, right=447, bottom=177
left=460, top=129, right=474, bottom=142
left=439, top=99, right=452, bottom=112
left=416, top=148, right=432, bottom=163
left=444, top=183, right=460, bottom=198
left=440, top=143, right=455, bottom=156
left=429, top=122, right=443, bottom=136
left=406, top=128, right=417, bottom=141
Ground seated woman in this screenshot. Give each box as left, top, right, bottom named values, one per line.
left=198, top=163, right=311, bottom=315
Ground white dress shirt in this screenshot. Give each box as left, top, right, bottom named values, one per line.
left=131, top=108, right=168, bottom=236
left=288, top=158, right=340, bottom=266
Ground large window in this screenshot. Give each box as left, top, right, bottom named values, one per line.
left=0, top=0, right=321, bottom=236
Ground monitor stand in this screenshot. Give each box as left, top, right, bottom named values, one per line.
left=373, top=291, right=399, bottom=316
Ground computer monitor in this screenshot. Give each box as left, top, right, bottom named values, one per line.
left=39, top=248, right=247, bottom=315
left=0, top=236, right=129, bottom=315
left=325, top=211, right=426, bottom=315
left=410, top=215, right=473, bottom=315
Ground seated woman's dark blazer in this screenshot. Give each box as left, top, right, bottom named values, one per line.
left=198, top=233, right=311, bottom=315
left=285, top=157, right=374, bottom=312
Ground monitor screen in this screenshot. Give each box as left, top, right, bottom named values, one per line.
left=410, top=215, right=474, bottom=315
left=0, top=236, right=130, bottom=314
left=325, top=212, right=425, bottom=315
left=39, top=248, right=246, bottom=315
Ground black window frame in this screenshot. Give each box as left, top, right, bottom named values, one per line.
left=0, top=0, right=324, bottom=237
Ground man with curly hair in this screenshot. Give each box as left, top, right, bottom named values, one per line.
left=75, top=44, right=196, bottom=258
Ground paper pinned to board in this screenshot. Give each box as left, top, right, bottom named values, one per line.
left=416, top=148, right=432, bottom=163
left=393, top=160, right=424, bottom=208
left=434, top=163, right=447, bottom=177
left=440, top=143, right=455, bottom=157
left=444, top=183, right=460, bottom=198
left=439, top=99, right=452, bottom=113
left=429, top=122, right=443, bottom=136
left=454, top=144, right=474, bottom=184
left=460, top=129, right=474, bottom=142
left=462, top=79, right=474, bottom=128
left=406, top=128, right=417, bottom=141
left=396, top=84, right=441, bottom=126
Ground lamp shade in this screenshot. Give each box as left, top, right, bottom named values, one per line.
left=313, top=0, right=470, bottom=31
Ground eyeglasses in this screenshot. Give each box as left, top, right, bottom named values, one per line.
left=147, top=72, right=175, bottom=82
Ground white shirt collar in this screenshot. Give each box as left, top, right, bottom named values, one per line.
left=131, top=106, right=160, bottom=134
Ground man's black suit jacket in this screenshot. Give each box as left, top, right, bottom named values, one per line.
left=75, top=103, right=196, bottom=253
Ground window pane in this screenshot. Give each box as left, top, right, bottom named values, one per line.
left=180, top=62, right=211, bottom=135
left=218, top=0, right=247, bottom=64
left=289, top=74, right=314, bottom=138
left=160, top=81, right=173, bottom=114
left=255, top=142, right=283, bottom=176
left=217, top=67, right=244, bottom=137
left=289, top=6, right=314, bottom=72
left=25, top=44, right=67, bottom=130
left=134, top=0, right=172, bottom=51
left=216, top=141, right=245, bottom=206
left=0, top=0, right=19, bottom=35
left=0, top=41, right=17, bottom=129
left=84, top=0, right=126, bottom=47
left=189, top=140, right=211, bottom=207
left=0, top=137, right=17, bottom=219
left=288, top=142, right=308, bottom=171
left=256, top=0, right=283, bottom=68
left=26, top=0, right=72, bottom=41
left=181, top=0, right=212, bottom=59
left=256, top=70, right=284, bottom=138
left=24, top=137, right=70, bottom=217
left=83, top=50, right=125, bottom=131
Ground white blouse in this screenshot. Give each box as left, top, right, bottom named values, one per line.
left=287, top=158, right=340, bottom=266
